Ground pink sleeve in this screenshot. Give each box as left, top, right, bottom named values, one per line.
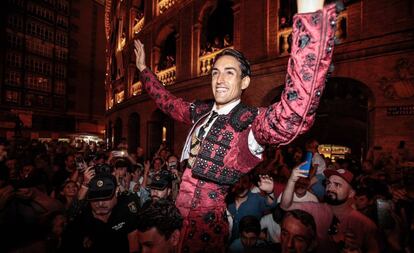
left=252, top=3, right=338, bottom=146
left=140, top=68, right=192, bottom=125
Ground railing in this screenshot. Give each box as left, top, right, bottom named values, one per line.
left=277, top=27, right=292, bottom=56
left=131, top=81, right=143, bottom=96
left=199, top=47, right=233, bottom=76
left=158, top=0, right=177, bottom=15
left=277, top=10, right=348, bottom=55
left=133, top=17, right=145, bottom=35
left=115, top=91, right=125, bottom=104
left=156, top=66, right=176, bottom=86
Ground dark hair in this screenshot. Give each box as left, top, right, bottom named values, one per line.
left=214, top=48, right=251, bottom=78
left=239, top=215, right=261, bottom=235
left=283, top=209, right=317, bottom=238
left=136, top=199, right=183, bottom=239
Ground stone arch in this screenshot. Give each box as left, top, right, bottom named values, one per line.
left=153, top=24, right=178, bottom=71
left=147, top=109, right=174, bottom=158
left=128, top=112, right=140, bottom=154
left=266, top=77, right=374, bottom=160
left=198, top=0, right=234, bottom=53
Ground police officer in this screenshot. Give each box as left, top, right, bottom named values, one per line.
left=61, top=168, right=140, bottom=253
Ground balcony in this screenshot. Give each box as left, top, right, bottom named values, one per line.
left=199, top=47, right=233, bottom=76
left=156, top=66, right=176, bottom=86
left=277, top=10, right=348, bottom=56
left=131, top=81, right=143, bottom=96
left=133, top=17, right=145, bottom=35
left=158, top=0, right=177, bottom=15
left=115, top=91, right=125, bottom=104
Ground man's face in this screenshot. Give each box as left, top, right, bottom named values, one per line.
left=211, top=55, right=249, bottom=109
left=295, top=178, right=309, bottom=198
left=281, top=215, right=315, bottom=253
left=65, top=155, right=75, bottom=170
left=240, top=231, right=258, bottom=248
left=137, top=227, right=178, bottom=253
left=115, top=167, right=127, bottom=178
left=153, top=159, right=163, bottom=170
left=325, top=175, right=353, bottom=206
left=151, top=188, right=170, bottom=201
left=90, top=195, right=117, bottom=216
left=167, top=156, right=178, bottom=170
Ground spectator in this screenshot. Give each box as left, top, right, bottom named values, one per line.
left=280, top=209, right=318, bottom=253
left=61, top=171, right=140, bottom=252
left=305, top=139, right=326, bottom=199
left=166, top=154, right=182, bottom=200
left=229, top=215, right=269, bottom=253
left=52, top=154, right=76, bottom=190
left=281, top=166, right=380, bottom=253
left=227, top=173, right=276, bottom=242
left=145, top=170, right=174, bottom=206
left=277, top=177, right=318, bottom=203
left=57, top=179, right=79, bottom=210
left=136, top=199, right=183, bottom=253
left=114, top=158, right=131, bottom=193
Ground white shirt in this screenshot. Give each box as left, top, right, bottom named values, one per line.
left=260, top=213, right=281, bottom=243
left=276, top=190, right=319, bottom=203
left=181, top=99, right=264, bottom=160
left=312, top=152, right=326, bottom=175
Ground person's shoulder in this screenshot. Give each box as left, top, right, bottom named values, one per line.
left=349, top=209, right=377, bottom=228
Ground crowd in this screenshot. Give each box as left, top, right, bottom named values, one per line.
left=0, top=136, right=413, bottom=253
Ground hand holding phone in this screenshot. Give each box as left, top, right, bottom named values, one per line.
left=299, top=152, right=313, bottom=177
left=75, top=156, right=87, bottom=171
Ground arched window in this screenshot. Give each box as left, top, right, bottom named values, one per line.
left=200, top=0, right=233, bottom=56
left=157, top=31, right=176, bottom=71
left=269, top=77, right=373, bottom=160
left=147, top=109, right=174, bottom=158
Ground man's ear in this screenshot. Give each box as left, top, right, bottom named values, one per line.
left=241, top=76, right=250, bottom=90
left=169, top=229, right=180, bottom=246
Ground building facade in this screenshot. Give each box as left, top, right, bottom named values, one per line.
left=0, top=0, right=106, bottom=140
left=105, top=0, right=414, bottom=158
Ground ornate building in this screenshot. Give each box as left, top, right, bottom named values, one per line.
left=0, top=0, right=106, bottom=140
left=105, top=0, right=414, bottom=158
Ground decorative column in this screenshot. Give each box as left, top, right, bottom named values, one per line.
left=192, top=22, right=201, bottom=77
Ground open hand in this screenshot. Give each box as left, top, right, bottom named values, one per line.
left=258, top=174, right=274, bottom=194
left=134, top=39, right=146, bottom=71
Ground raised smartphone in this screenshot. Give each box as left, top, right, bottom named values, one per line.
left=300, top=152, right=313, bottom=176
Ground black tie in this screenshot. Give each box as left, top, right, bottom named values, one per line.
left=197, top=111, right=218, bottom=141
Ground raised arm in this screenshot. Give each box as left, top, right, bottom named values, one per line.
left=252, top=1, right=339, bottom=146
left=280, top=163, right=308, bottom=210
left=134, top=40, right=192, bottom=124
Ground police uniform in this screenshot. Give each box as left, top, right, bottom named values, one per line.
left=61, top=174, right=140, bottom=253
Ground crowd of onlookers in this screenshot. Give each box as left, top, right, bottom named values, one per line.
left=0, top=136, right=413, bottom=252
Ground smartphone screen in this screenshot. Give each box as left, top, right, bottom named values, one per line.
left=75, top=156, right=87, bottom=171
left=299, top=152, right=313, bottom=176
